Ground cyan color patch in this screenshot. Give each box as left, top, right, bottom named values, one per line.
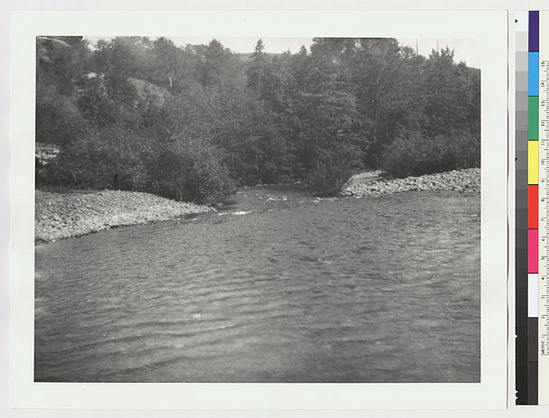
left=529, top=52, right=539, bottom=96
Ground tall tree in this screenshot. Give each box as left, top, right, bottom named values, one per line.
left=246, top=39, right=268, bottom=93
left=200, top=39, right=240, bottom=87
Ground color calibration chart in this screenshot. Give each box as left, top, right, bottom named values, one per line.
left=516, top=10, right=549, bottom=405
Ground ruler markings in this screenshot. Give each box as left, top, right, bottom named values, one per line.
left=528, top=9, right=540, bottom=406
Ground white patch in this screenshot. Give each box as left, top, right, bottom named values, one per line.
left=232, top=211, right=252, bottom=215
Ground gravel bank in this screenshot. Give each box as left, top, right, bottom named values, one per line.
left=341, top=168, right=480, bottom=197
left=35, top=169, right=479, bottom=242
left=35, top=190, right=215, bottom=243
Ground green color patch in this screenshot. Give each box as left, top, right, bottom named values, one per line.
left=529, top=96, right=539, bottom=140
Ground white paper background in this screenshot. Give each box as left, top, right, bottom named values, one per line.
left=0, top=1, right=528, bottom=416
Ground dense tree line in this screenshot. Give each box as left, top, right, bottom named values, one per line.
left=36, top=36, right=480, bottom=202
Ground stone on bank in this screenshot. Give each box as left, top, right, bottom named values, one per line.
left=35, top=190, right=214, bottom=243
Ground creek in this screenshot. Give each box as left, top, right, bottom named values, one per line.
left=35, top=184, right=480, bottom=382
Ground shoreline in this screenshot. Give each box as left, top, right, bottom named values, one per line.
left=35, top=168, right=480, bottom=244
left=341, top=168, right=480, bottom=197
left=35, top=190, right=215, bottom=244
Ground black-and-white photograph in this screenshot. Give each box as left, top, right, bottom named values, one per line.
left=33, top=35, right=481, bottom=384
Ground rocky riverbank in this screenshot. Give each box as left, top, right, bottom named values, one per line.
left=35, top=169, right=480, bottom=243
left=341, top=168, right=480, bottom=197
left=35, top=190, right=215, bottom=243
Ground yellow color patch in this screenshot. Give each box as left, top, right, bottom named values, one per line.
left=529, top=141, right=539, bottom=184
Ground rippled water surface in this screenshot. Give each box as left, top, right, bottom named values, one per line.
left=35, top=185, right=480, bottom=382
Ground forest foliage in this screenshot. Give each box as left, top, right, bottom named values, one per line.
left=36, top=36, right=480, bottom=202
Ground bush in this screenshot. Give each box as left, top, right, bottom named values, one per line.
left=306, top=144, right=361, bottom=196
left=36, top=84, right=88, bottom=147
left=150, top=135, right=237, bottom=204
left=43, top=128, right=235, bottom=205
left=380, top=129, right=480, bottom=178
left=44, top=126, right=151, bottom=191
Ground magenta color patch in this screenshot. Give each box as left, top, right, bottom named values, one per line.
left=528, top=229, right=538, bottom=273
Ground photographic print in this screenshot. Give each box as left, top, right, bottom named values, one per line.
left=10, top=9, right=508, bottom=410
left=33, top=34, right=481, bottom=383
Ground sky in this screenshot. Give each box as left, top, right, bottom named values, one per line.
left=398, top=38, right=480, bottom=68
left=84, top=36, right=480, bottom=68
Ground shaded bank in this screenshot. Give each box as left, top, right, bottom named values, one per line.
left=35, top=190, right=214, bottom=243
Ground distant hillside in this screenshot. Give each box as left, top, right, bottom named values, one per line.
left=128, top=78, right=171, bottom=109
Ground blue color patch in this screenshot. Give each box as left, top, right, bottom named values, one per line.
left=529, top=52, right=539, bottom=96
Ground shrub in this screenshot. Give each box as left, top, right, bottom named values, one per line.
left=150, top=135, right=237, bottom=204
left=380, top=129, right=480, bottom=178
left=306, top=144, right=361, bottom=196
left=36, top=84, right=88, bottom=147
left=44, top=126, right=151, bottom=191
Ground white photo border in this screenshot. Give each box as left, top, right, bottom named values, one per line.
left=10, top=9, right=508, bottom=409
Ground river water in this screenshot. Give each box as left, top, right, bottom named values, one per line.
left=35, top=184, right=480, bottom=383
